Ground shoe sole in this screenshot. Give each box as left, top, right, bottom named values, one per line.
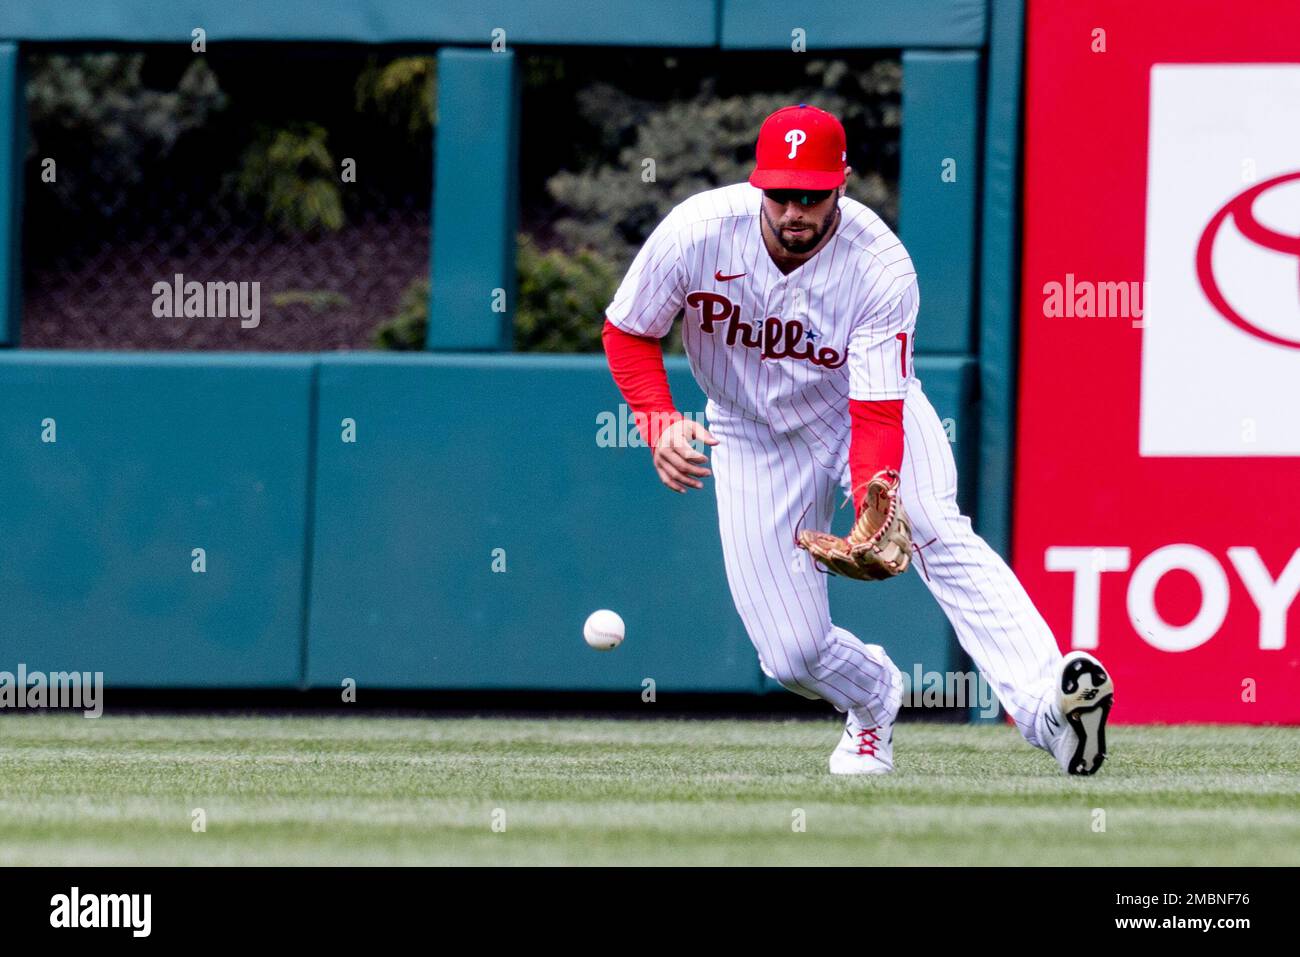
left=829, top=765, right=893, bottom=775
left=1058, top=652, right=1114, bottom=775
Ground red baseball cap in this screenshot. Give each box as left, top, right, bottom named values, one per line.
left=749, top=104, right=847, bottom=190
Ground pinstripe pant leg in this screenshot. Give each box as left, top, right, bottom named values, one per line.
left=711, top=412, right=902, bottom=726
left=897, top=380, right=1061, bottom=749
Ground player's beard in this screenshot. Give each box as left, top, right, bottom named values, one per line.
left=763, top=203, right=840, bottom=255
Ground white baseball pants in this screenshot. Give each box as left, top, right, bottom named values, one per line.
left=708, top=377, right=1063, bottom=748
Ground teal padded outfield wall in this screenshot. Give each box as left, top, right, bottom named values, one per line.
left=0, top=43, right=21, bottom=347
left=0, top=354, right=314, bottom=687
left=0, top=353, right=973, bottom=690
left=0, top=1, right=1027, bottom=700
left=0, top=1, right=980, bottom=46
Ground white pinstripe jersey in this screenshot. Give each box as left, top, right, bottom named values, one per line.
left=606, top=182, right=919, bottom=432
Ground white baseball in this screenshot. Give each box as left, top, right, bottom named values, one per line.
left=583, top=609, right=625, bottom=651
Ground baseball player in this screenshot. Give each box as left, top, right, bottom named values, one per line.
left=602, top=104, right=1114, bottom=775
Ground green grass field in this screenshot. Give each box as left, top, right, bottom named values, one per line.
left=0, top=714, right=1296, bottom=866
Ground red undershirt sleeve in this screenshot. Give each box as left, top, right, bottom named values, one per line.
left=848, top=398, right=905, bottom=514
left=602, top=318, right=683, bottom=450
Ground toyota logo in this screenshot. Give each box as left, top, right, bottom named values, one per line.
left=1196, top=170, right=1300, bottom=349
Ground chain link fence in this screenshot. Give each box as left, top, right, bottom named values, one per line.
left=19, top=48, right=899, bottom=353
left=20, top=48, right=432, bottom=351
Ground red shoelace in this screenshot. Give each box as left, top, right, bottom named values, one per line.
left=855, top=726, right=882, bottom=756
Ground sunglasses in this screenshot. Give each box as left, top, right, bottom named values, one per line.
left=763, top=188, right=835, bottom=206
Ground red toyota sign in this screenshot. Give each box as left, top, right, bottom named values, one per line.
left=1017, top=0, right=1300, bottom=722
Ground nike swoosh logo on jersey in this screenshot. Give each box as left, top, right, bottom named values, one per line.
left=714, top=270, right=746, bottom=282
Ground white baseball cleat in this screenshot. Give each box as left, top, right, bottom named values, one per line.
left=1042, top=650, right=1115, bottom=776
left=829, top=709, right=896, bottom=775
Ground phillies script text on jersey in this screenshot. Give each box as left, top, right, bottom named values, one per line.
left=686, top=290, right=847, bottom=368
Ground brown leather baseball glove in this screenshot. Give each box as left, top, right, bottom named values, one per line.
left=796, top=469, right=913, bottom=581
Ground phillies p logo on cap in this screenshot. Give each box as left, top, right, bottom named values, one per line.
left=749, top=104, right=848, bottom=191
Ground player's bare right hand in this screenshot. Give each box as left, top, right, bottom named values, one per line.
left=653, top=419, right=719, bottom=493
